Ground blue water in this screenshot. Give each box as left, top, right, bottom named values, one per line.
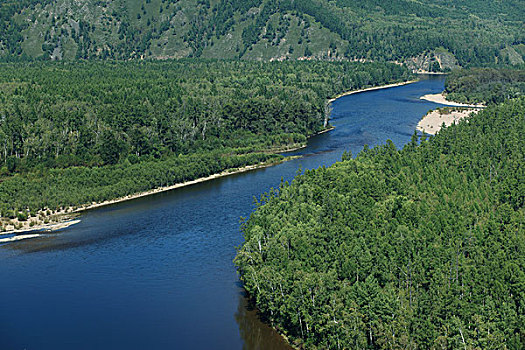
left=0, top=76, right=448, bottom=349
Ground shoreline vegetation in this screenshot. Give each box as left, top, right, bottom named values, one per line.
left=249, top=67, right=525, bottom=349
left=1, top=135, right=328, bottom=237
left=2, top=79, right=413, bottom=238
left=0, top=136, right=318, bottom=236
left=0, top=61, right=414, bottom=237
left=0, top=158, right=289, bottom=236
left=417, top=66, right=525, bottom=134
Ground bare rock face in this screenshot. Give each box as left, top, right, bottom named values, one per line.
left=500, top=46, right=525, bottom=65
left=406, top=50, right=461, bottom=73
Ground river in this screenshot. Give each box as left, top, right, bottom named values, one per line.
left=0, top=75, right=448, bottom=349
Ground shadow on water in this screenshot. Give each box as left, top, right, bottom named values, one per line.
left=235, top=288, right=293, bottom=350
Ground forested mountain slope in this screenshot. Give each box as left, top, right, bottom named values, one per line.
left=445, top=67, right=525, bottom=105
left=235, top=87, right=525, bottom=347
left=1, top=0, right=524, bottom=68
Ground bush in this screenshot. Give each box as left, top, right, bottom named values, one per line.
left=6, top=156, right=18, bottom=173
left=128, top=154, right=139, bottom=164
left=16, top=212, right=28, bottom=221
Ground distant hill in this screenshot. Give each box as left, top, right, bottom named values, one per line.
left=1, top=0, right=524, bottom=69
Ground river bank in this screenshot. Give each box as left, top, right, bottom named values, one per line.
left=61, top=129, right=339, bottom=223
left=0, top=219, right=81, bottom=243
left=327, top=80, right=419, bottom=104
left=0, top=159, right=291, bottom=236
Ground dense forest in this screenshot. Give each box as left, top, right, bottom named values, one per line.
left=0, top=0, right=523, bottom=68
left=0, top=60, right=412, bottom=227
left=445, top=67, right=525, bottom=105
left=235, top=94, right=525, bottom=347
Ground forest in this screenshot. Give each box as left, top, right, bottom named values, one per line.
left=0, top=0, right=523, bottom=67
left=0, top=59, right=412, bottom=226
left=235, top=88, right=525, bottom=347
left=445, top=67, right=525, bottom=105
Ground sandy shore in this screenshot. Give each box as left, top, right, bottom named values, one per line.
left=72, top=161, right=284, bottom=215
left=1, top=219, right=82, bottom=237
left=415, top=71, right=447, bottom=75
left=417, top=108, right=479, bottom=135
left=327, top=80, right=418, bottom=104
left=421, top=93, right=485, bottom=108
left=0, top=234, right=42, bottom=244
left=316, top=126, right=336, bottom=135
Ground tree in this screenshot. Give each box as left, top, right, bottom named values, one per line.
left=304, top=45, right=312, bottom=57
left=99, top=131, right=123, bottom=165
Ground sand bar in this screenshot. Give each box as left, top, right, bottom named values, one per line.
left=1, top=219, right=81, bottom=237
left=69, top=161, right=284, bottom=216
left=0, top=234, right=42, bottom=244
left=421, top=93, right=485, bottom=108
left=417, top=108, right=479, bottom=135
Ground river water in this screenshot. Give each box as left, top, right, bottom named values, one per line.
left=1, top=75, right=448, bottom=349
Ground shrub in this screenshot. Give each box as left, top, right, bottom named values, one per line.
left=17, top=212, right=28, bottom=221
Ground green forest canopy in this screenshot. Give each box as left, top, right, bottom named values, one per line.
left=0, top=60, right=412, bottom=221
left=445, top=67, right=525, bottom=105
left=235, top=94, right=525, bottom=348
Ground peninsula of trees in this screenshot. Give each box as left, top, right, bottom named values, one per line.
left=0, top=60, right=412, bottom=230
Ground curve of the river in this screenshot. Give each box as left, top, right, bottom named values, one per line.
left=1, top=75, right=449, bottom=349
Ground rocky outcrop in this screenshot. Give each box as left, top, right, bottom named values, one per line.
left=406, top=50, right=461, bottom=73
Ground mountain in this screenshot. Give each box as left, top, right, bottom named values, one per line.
left=1, top=0, right=524, bottom=69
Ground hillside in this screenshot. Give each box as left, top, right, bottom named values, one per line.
left=1, top=0, right=524, bottom=69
